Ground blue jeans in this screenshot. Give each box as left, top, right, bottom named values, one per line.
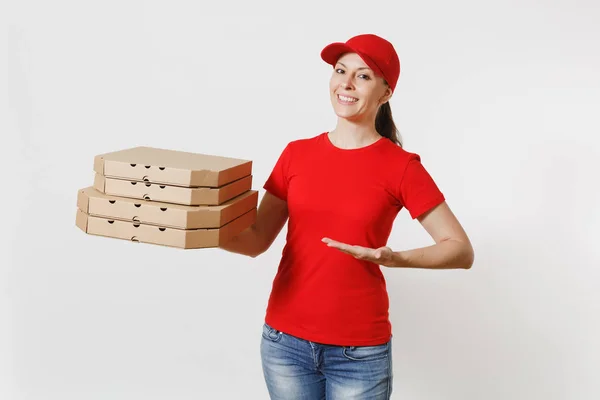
left=260, top=322, right=393, bottom=399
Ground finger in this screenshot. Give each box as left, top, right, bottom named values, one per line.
left=326, top=240, right=352, bottom=250
left=334, top=247, right=379, bottom=262
left=331, top=245, right=359, bottom=256
left=332, top=244, right=354, bottom=254
left=322, top=238, right=346, bottom=247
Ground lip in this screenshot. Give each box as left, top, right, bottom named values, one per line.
left=336, top=94, right=359, bottom=105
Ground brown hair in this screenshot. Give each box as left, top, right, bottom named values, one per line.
left=375, top=81, right=402, bottom=147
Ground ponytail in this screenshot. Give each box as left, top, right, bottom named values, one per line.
left=375, top=101, right=402, bottom=147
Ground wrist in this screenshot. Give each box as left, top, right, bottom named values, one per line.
left=389, top=250, right=408, bottom=268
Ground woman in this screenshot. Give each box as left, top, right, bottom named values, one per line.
left=220, top=33, right=474, bottom=400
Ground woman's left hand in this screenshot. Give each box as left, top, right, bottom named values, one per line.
left=321, top=237, right=395, bottom=267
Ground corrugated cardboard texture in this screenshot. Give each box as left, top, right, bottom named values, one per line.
left=93, top=174, right=253, bottom=206
left=75, top=207, right=257, bottom=249
left=77, top=187, right=258, bottom=229
left=94, top=146, right=252, bottom=187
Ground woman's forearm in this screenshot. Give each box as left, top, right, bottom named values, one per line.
left=390, top=239, right=474, bottom=270
left=219, top=224, right=265, bottom=258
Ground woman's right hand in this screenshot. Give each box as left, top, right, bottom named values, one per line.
left=219, top=191, right=289, bottom=258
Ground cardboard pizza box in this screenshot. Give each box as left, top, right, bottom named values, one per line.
left=94, top=146, right=252, bottom=187
left=93, top=174, right=253, bottom=206
left=75, top=207, right=256, bottom=249
left=77, top=186, right=258, bottom=229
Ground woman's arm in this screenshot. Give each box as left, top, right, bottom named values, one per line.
left=322, top=200, right=473, bottom=270
left=389, top=201, right=474, bottom=269
left=219, top=191, right=289, bottom=258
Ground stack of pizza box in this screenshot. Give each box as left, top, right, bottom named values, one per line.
left=76, top=146, right=258, bottom=249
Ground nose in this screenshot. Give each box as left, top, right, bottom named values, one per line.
left=340, top=76, right=354, bottom=90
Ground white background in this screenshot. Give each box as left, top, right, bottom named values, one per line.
left=3, top=0, right=599, bottom=399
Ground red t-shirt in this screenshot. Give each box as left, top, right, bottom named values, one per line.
left=263, top=131, right=445, bottom=346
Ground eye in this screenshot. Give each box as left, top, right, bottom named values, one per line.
left=335, top=68, right=345, bottom=74
left=359, top=74, right=371, bottom=80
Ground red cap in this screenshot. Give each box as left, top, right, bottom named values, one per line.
left=320, top=33, right=401, bottom=92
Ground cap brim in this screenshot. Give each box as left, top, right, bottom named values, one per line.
left=320, top=42, right=385, bottom=78
left=320, top=42, right=353, bottom=65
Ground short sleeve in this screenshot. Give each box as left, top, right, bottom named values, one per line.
left=263, top=142, right=293, bottom=201
left=398, top=154, right=445, bottom=219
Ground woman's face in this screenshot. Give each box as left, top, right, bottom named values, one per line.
left=329, top=52, right=392, bottom=123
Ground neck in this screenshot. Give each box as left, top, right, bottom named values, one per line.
left=329, top=118, right=381, bottom=149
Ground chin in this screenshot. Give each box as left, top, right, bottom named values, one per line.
left=332, top=107, right=353, bottom=118
left=330, top=103, right=352, bottom=116
left=334, top=111, right=360, bottom=122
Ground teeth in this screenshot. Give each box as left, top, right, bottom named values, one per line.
left=338, top=95, right=358, bottom=102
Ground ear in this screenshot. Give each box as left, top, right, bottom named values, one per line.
left=379, top=87, right=393, bottom=105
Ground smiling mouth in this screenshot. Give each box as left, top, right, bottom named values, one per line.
left=337, top=94, right=358, bottom=103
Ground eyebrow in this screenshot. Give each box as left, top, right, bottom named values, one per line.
left=336, top=62, right=372, bottom=72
